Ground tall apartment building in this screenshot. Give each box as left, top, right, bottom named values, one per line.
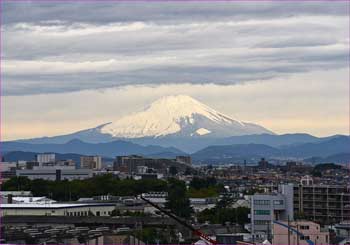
left=293, top=182, right=350, bottom=225
left=255, top=177, right=350, bottom=227
left=36, top=153, right=56, bottom=166
left=80, top=156, right=102, bottom=170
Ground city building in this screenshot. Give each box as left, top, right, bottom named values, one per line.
left=80, top=156, right=102, bottom=170
left=294, top=181, right=350, bottom=225
left=0, top=161, right=18, bottom=179
left=176, top=156, right=192, bottom=165
left=258, top=158, right=270, bottom=169
left=10, top=196, right=56, bottom=204
left=300, top=175, right=314, bottom=186
left=272, top=220, right=329, bottom=245
left=0, top=191, right=33, bottom=204
left=250, top=184, right=294, bottom=241
left=25, top=161, right=40, bottom=169
left=36, top=153, right=56, bottom=165
left=114, top=155, right=190, bottom=174
left=16, top=168, right=93, bottom=181
left=286, top=162, right=311, bottom=173
left=1, top=203, right=115, bottom=217
left=133, top=173, right=163, bottom=180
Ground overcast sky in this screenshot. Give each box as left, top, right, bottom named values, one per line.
left=2, top=1, right=349, bottom=140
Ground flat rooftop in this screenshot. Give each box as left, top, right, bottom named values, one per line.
left=1, top=203, right=115, bottom=209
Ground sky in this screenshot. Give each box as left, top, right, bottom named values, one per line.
left=1, top=1, right=349, bottom=141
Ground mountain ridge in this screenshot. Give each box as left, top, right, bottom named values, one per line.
left=2, top=139, right=185, bottom=158
left=4, top=136, right=349, bottom=165
left=191, top=135, right=350, bottom=164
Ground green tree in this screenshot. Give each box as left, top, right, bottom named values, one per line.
left=1, top=176, right=168, bottom=201
left=190, top=177, right=217, bottom=189
left=1, top=176, right=31, bottom=191
left=197, top=207, right=250, bottom=225
left=165, top=178, right=193, bottom=218
left=169, top=166, right=178, bottom=176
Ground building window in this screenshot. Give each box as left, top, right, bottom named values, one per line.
left=300, top=225, right=309, bottom=230
left=254, top=210, right=270, bottom=215
left=254, top=200, right=270, bottom=205
left=273, top=200, right=284, bottom=205
left=301, top=236, right=310, bottom=240
left=254, top=220, right=270, bottom=225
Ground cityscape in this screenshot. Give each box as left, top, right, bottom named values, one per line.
left=1, top=1, right=349, bottom=245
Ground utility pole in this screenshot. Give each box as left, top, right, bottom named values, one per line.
left=296, top=221, right=299, bottom=245
left=288, top=216, right=290, bottom=245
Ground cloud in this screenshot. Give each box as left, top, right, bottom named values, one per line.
left=2, top=15, right=349, bottom=95
left=1, top=2, right=349, bottom=96
left=2, top=2, right=348, bottom=25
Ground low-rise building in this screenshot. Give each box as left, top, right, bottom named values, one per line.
left=16, top=168, right=93, bottom=181
left=1, top=203, right=115, bottom=217
left=11, top=196, right=56, bottom=204
left=272, top=220, right=329, bottom=245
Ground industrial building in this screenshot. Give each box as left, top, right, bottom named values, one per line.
left=1, top=203, right=115, bottom=217
left=16, top=168, right=93, bottom=181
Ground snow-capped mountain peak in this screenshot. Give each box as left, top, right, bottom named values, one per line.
left=100, top=95, right=273, bottom=138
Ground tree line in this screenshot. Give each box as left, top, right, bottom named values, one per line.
left=1, top=175, right=167, bottom=201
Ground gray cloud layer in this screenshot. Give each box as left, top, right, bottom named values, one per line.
left=2, top=1, right=349, bottom=95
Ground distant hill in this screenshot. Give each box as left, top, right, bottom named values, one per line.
left=2, top=139, right=185, bottom=158
left=191, top=136, right=350, bottom=164
left=191, top=144, right=280, bottom=163
left=127, top=133, right=332, bottom=153
left=2, top=151, right=114, bottom=166
left=304, top=153, right=350, bottom=164
left=282, top=136, right=350, bottom=157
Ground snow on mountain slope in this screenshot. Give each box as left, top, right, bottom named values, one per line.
left=100, top=95, right=273, bottom=138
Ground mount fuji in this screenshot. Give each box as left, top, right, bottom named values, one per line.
left=101, top=95, right=273, bottom=138
left=7, top=95, right=349, bottom=157
left=16, top=95, right=273, bottom=145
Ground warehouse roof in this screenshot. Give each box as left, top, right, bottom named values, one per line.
left=1, top=203, right=115, bottom=209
